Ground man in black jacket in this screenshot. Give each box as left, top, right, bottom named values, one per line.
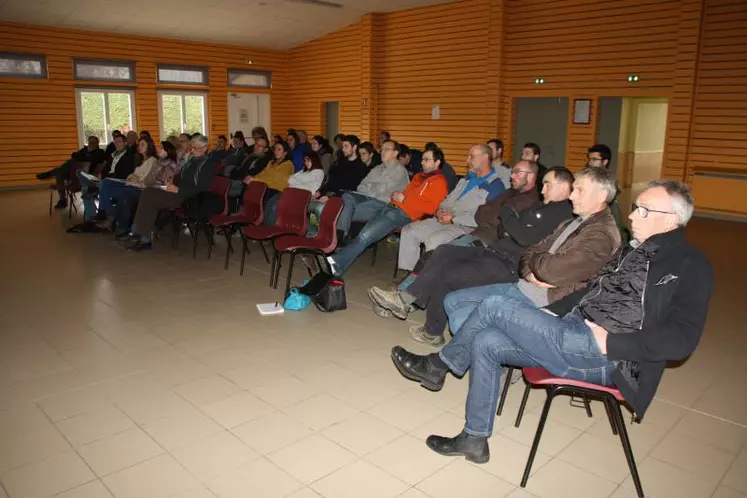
left=36, top=136, right=108, bottom=209
left=388, top=180, right=712, bottom=464
left=124, top=134, right=218, bottom=252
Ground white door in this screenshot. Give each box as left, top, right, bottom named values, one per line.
left=227, top=93, right=270, bottom=140
left=158, top=91, right=208, bottom=139
left=75, top=88, right=136, bottom=146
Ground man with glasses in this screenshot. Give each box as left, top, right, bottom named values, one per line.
left=389, top=180, right=712, bottom=464
left=335, top=139, right=410, bottom=239
left=371, top=167, right=620, bottom=346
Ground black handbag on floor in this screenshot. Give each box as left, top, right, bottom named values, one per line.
left=300, top=271, right=347, bottom=312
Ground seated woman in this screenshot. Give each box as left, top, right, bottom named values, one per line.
left=266, top=151, right=325, bottom=225
left=359, top=141, right=380, bottom=169
left=106, top=140, right=180, bottom=236
left=243, top=140, right=294, bottom=218
left=310, top=135, right=334, bottom=175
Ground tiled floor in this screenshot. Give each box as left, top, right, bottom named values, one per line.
left=1, top=189, right=746, bottom=498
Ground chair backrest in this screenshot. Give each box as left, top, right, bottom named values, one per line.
left=242, top=180, right=267, bottom=224
left=315, top=196, right=344, bottom=253
left=209, top=176, right=232, bottom=216
left=275, top=187, right=312, bottom=234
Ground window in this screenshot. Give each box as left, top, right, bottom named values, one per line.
left=0, top=53, right=47, bottom=78
left=74, top=59, right=135, bottom=82
left=157, top=64, right=208, bottom=85
left=227, top=69, right=271, bottom=89
left=75, top=89, right=136, bottom=146
left=158, top=91, right=208, bottom=138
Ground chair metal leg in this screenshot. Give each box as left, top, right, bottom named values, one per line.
left=258, top=240, right=270, bottom=264
left=68, top=191, right=75, bottom=219
left=206, top=225, right=215, bottom=260
left=284, top=252, right=297, bottom=297
left=172, top=217, right=180, bottom=249
left=48, top=189, right=53, bottom=217
left=191, top=223, right=199, bottom=259
left=223, top=230, right=233, bottom=270
left=515, top=382, right=532, bottom=427
left=270, top=250, right=279, bottom=287
left=603, top=396, right=619, bottom=436
left=611, top=399, right=644, bottom=497
left=497, top=367, right=515, bottom=416
left=521, top=387, right=555, bottom=488
left=583, top=395, right=593, bottom=418
left=239, top=233, right=250, bottom=276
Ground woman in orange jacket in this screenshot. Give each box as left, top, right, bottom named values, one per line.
left=327, top=147, right=449, bottom=276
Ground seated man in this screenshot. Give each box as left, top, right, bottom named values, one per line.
left=310, top=135, right=370, bottom=219
left=36, top=136, right=108, bottom=209
left=389, top=180, right=712, bottom=464
left=587, top=143, right=631, bottom=245
left=121, top=134, right=218, bottom=252
left=326, top=147, right=449, bottom=276
left=424, top=142, right=457, bottom=192
left=370, top=167, right=620, bottom=346
left=398, top=144, right=505, bottom=272
left=223, top=136, right=270, bottom=200
left=337, top=139, right=410, bottom=238
left=487, top=138, right=511, bottom=189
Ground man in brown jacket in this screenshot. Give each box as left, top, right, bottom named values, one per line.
left=369, top=167, right=621, bottom=347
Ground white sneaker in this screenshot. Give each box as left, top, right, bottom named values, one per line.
left=326, top=256, right=340, bottom=276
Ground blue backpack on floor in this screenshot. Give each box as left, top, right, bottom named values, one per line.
left=283, top=286, right=311, bottom=311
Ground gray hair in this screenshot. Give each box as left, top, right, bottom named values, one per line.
left=475, top=144, right=493, bottom=162
left=575, top=167, right=617, bottom=203
left=190, top=134, right=209, bottom=148
left=648, top=179, right=694, bottom=226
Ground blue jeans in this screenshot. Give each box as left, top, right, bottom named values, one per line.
left=439, top=294, right=613, bottom=437
left=111, top=186, right=142, bottom=232
left=338, top=192, right=388, bottom=236
left=265, top=192, right=281, bottom=225
left=445, top=283, right=533, bottom=335
left=330, top=204, right=411, bottom=274
left=77, top=170, right=99, bottom=221
left=99, top=179, right=141, bottom=214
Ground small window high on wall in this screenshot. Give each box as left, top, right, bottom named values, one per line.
left=74, top=59, right=135, bottom=82
left=157, top=64, right=208, bottom=85
left=227, top=69, right=271, bottom=89
left=0, top=53, right=47, bottom=78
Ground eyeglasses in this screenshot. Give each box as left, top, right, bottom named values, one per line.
left=632, top=203, right=675, bottom=218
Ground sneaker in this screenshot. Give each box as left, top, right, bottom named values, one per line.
left=326, top=256, right=340, bottom=276
left=372, top=303, right=393, bottom=318
left=367, top=286, right=411, bottom=320
left=410, top=325, right=445, bottom=347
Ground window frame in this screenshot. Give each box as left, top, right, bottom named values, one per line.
left=157, top=63, right=209, bottom=86
left=227, top=68, right=272, bottom=89
left=157, top=90, right=209, bottom=140
left=0, top=52, right=48, bottom=79
left=75, top=87, right=137, bottom=147
left=73, top=58, right=136, bottom=83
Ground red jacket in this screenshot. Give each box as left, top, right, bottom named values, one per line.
left=392, top=171, right=448, bottom=221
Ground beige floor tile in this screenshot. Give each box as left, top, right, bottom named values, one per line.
left=171, top=431, right=259, bottom=483
left=471, top=434, right=550, bottom=487
left=231, top=412, right=313, bottom=455
left=523, top=458, right=617, bottom=498
left=37, top=387, right=111, bottom=422
left=367, top=392, right=445, bottom=432
left=207, top=458, right=303, bottom=498
left=526, top=397, right=606, bottom=431
left=312, top=460, right=409, bottom=498
left=287, top=488, right=323, bottom=498
left=321, top=412, right=404, bottom=456
left=110, top=388, right=195, bottom=425
left=0, top=402, right=55, bottom=437
left=504, top=489, right=539, bottom=498
left=713, top=486, right=747, bottom=498
left=168, top=487, right=217, bottom=498
left=671, top=411, right=747, bottom=454
left=248, top=375, right=318, bottom=409
left=650, top=430, right=736, bottom=481
left=282, top=393, right=359, bottom=431
left=499, top=411, right=582, bottom=457
left=200, top=391, right=274, bottom=429
left=723, top=447, right=747, bottom=493
left=173, top=375, right=243, bottom=407
left=417, top=460, right=515, bottom=498
left=557, top=433, right=634, bottom=484
left=54, top=480, right=113, bottom=498
left=0, top=421, right=71, bottom=473
left=408, top=412, right=467, bottom=441
left=326, top=376, right=400, bottom=410
left=364, top=435, right=451, bottom=485
left=55, top=404, right=136, bottom=447
left=267, top=434, right=356, bottom=485
left=0, top=451, right=95, bottom=498
left=78, top=427, right=164, bottom=477
left=102, top=454, right=200, bottom=498
left=619, top=457, right=718, bottom=498
left=397, top=489, right=431, bottom=498
left=141, top=406, right=224, bottom=451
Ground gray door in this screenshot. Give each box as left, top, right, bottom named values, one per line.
left=324, top=102, right=340, bottom=138
left=596, top=97, right=623, bottom=173
left=513, top=97, right=569, bottom=167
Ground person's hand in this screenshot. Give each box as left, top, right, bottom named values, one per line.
left=585, top=320, right=608, bottom=354
left=391, top=191, right=405, bottom=203
left=165, top=184, right=179, bottom=193
left=318, top=195, right=329, bottom=204
left=525, top=272, right=556, bottom=289
left=243, top=176, right=254, bottom=185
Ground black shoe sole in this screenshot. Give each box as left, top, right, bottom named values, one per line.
left=390, top=349, right=443, bottom=392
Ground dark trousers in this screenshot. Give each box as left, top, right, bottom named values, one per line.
left=132, top=188, right=182, bottom=237
left=48, top=160, right=78, bottom=198
left=407, top=244, right=519, bottom=337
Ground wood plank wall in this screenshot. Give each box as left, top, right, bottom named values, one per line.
left=0, top=23, right=281, bottom=188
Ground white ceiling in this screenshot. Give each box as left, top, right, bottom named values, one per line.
left=0, top=0, right=453, bottom=50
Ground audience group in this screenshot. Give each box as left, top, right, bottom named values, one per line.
left=38, top=125, right=713, bottom=470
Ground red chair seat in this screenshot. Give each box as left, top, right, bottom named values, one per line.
left=274, top=234, right=331, bottom=253
left=522, top=367, right=625, bottom=401
left=242, top=224, right=299, bottom=240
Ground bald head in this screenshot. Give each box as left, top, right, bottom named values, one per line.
left=467, top=144, right=493, bottom=176
left=510, top=160, right=539, bottom=192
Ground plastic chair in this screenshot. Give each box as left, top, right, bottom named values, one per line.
left=273, top=196, right=344, bottom=297
left=516, top=367, right=644, bottom=498
left=172, top=176, right=231, bottom=258
left=208, top=181, right=267, bottom=270
left=239, top=187, right=311, bottom=279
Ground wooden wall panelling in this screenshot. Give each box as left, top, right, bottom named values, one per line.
left=566, top=97, right=598, bottom=170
